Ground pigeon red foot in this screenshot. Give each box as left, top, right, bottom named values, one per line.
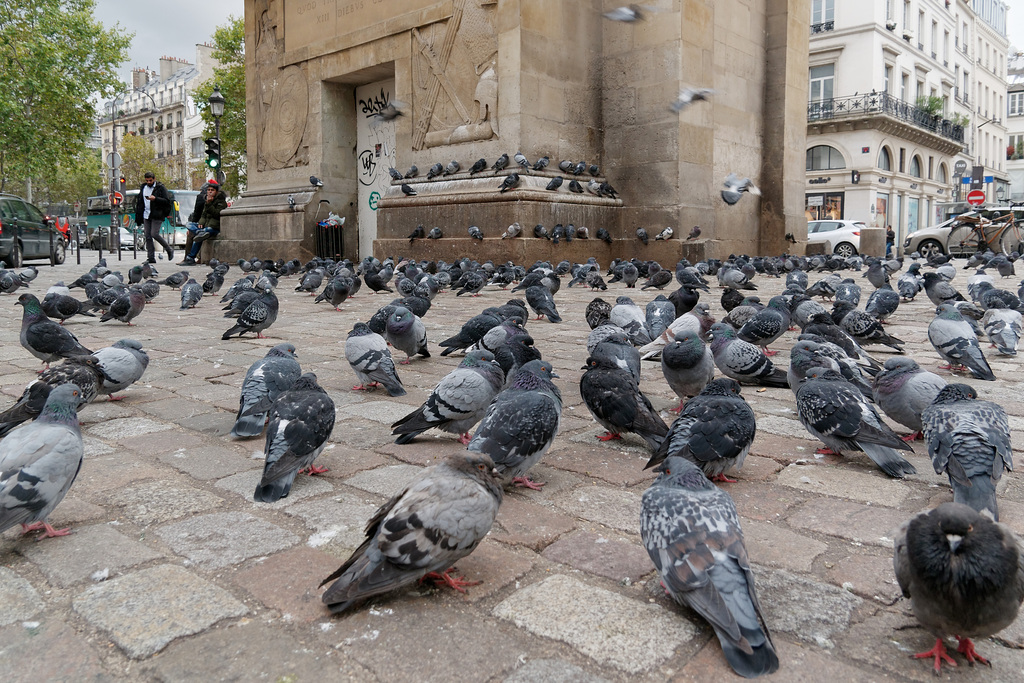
left=457, top=432, right=472, bottom=445
left=900, top=431, right=922, bottom=442
left=21, top=521, right=71, bottom=539
left=511, top=476, right=545, bottom=490
left=597, top=431, right=622, bottom=441
left=422, top=567, right=481, bottom=593
left=301, top=464, right=329, bottom=475
left=763, top=348, right=779, bottom=357
left=351, top=382, right=381, bottom=391
left=711, top=473, right=738, bottom=483
left=912, top=638, right=957, bottom=674
left=956, top=637, right=990, bottom=667
left=815, top=447, right=839, bottom=455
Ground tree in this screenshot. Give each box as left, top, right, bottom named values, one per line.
left=193, top=16, right=245, bottom=197
left=117, top=133, right=156, bottom=188
left=33, top=147, right=103, bottom=210
left=0, top=0, right=132, bottom=191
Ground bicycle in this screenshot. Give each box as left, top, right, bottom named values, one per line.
left=946, top=211, right=1024, bottom=257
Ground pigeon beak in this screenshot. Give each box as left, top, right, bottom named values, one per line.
left=945, top=533, right=963, bottom=553
left=550, top=370, right=560, bottom=378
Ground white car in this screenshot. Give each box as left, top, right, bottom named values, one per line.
left=806, top=219, right=864, bottom=257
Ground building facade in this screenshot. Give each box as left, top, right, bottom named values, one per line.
left=805, top=0, right=1009, bottom=253
left=98, top=44, right=218, bottom=192
left=1007, top=50, right=1024, bottom=202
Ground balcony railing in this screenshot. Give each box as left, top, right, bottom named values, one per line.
left=807, top=92, right=965, bottom=144
left=810, top=20, right=834, bottom=34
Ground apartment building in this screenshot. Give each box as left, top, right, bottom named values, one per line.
left=1008, top=50, right=1024, bottom=201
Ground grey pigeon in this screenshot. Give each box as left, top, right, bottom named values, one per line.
left=319, top=452, right=503, bottom=614
left=100, top=287, right=146, bottom=325
left=586, top=297, right=612, bottom=329
left=718, top=266, right=756, bottom=291
left=610, top=296, right=652, bottom=345
left=93, top=339, right=149, bottom=401
left=636, top=227, right=649, bottom=245
left=179, top=278, right=203, bottom=309
left=41, top=293, right=96, bottom=324
left=645, top=295, right=676, bottom=339
left=871, top=357, right=945, bottom=440
left=893, top=503, right=1024, bottom=674
left=231, top=343, right=302, bottom=439
left=863, top=261, right=890, bottom=289
left=590, top=330, right=641, bottom=382
left=391, top=350, right=504, bottom=445
left=928, top=304, right=996, bottom=380
left=670, top=88, right=715, bottom=113
left=467, top=225, right=484, bottom=241
left=922, top=271, right=966, bottom=307
left=525, top=285, right=561, bottom=323
left=427, top=227, right=443, bottom=240
left=580, top=353, right=668, bottom=450
left=253, top=373, right=335, bottom=503
left=545, top=177, right=563, bottom=191
left=686, top=225, right=701, bottom=240
left=655, top=226, right=673, bottom=240
left=498, top=173, right=520, bottom=192
left=385, top=306, right=429, bottom=363
left=831, top=301, right=904, bottom=351
left=639, top=305, right=716, bottom=360
left=897, top=267, right=923, bottom=301
left=641, top=456, right=779, bottom=678
left=661, top=332, right=716, bottom=412
left=467, top=360, right=561, bottom=489
left=401, top=183, right=417, bottom=196
left=388, top=167, right=403, bottom=181
left=501, top=222, right=521, bottom=239
left=707, top=323, right=788, bottom=388
left=604, top=4, right=657, bottom=21
left=17, top=293, right=93, bottom=368
left=222, top=285, right=279, bottom=339
left=157, top=270, right=189, bottom=290
left=439, top=311, right=502, bottom=356
left=922, top=384, right=1013, bottom=521
left=345, top=322, right=406, bottom=396
left=736, top=295, right=789, bottom=355
left=0, top=357, right=103, bottom=437
left=513, top=151, right=530, bottom=171
left=864, top=284, right=900, bottom=322
left=468, top=158, right=487, bottom=174
left=835, top=278, right=862, bottom=306
left=721, top=172, right=761, bottom=205
left=646, top=379, right=755, bottom=483
left=795, top=368, right=916, bottom=478
left=491, top=153, right=509, bottom=173
left=0, top=384, right=85, bottom=539
left=426, top=162, right=444, bottom=179
left=981, top=308, right=1022, bottom=355
left=442, top=159, right=460, bottom=176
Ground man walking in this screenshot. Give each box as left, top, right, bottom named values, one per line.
left=134, top=171, right=174, bottom=264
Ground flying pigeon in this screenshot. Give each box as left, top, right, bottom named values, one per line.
left=231, top=343, right=302, bottom=439
left=319, top=452, right=503, bottom=613
left=721, top=173, right=761, bottom=206
left=0, top=384, right=85, bottom=540
left=392, top=350, right=504, bottom=445
left=253, top=373, right=335, bottom=503
left=345, top=322, right=406, bottom=396
left=372, top=101, right=405, bottom=121
left=579, top=353, right=668, bottom=449
left=467, top=360, right=562, bottom=489
left=928, top=304, right=996, bottom=380
left=871, top=357, right=946, bottom=440
left=670, top=87, right=715, bottom=113
left=640, top=456, right=779, bottom=678
left=17, top=293, right=93, bottom=368
left=893, top=503, right=1024, bottom=674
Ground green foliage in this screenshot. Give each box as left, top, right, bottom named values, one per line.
left=34, top=147, right=103, bottom=209
left=951, top=113, right=970, bottom=128
left=914, top=95, right=944, bottom=117
left=193, top=16, right=245, bottom=197
left=117, top=133, right=156, bottom=188
left=0, top=0, right=132, bottom=190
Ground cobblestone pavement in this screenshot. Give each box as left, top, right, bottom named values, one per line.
left=1, top=250, right=1023, bottom=682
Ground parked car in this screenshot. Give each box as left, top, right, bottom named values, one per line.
left=806, top=219, right=864, bottom=257
left=88, top=224, right=144, bottom=252
left=903, top=207, right=1024, bottom=258
left=0, top=193, right=67, bottom=266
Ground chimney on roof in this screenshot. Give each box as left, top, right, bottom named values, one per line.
left=131, top=67, right=149, bottom=90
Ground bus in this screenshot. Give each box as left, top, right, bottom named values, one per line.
left=84, top=190, right=199, bottom=250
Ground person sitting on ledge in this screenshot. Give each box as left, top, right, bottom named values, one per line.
left=179, top=182, right=226, bottom=265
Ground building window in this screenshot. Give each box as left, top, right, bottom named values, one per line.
left=884, top=64, right=893, bottom=94
left=1010, top=92, right=1024, bottom=116
left=806, top=145, right=846, bottom=171
left=937, top=164, right=947, bottom=184
left=878, top=147, right=892, bottom=171
left=811, top=0, right=834, bottom=24
left=901, top=73, right=909, bottom=102
left=809, top=64, right=834, bottom=103
left=909, top=156, right=922, bottom=178
left=1009, top=134, right=1023, bottom=160
left=191, top=137, right=203, bottom=156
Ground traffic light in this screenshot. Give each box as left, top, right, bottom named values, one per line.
left=204, top=138, right=221, bottom=169
left=851, top=170, right=861, bottom=184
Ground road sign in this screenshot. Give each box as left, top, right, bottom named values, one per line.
left=967, top=189, right=986, bottom=206
left=73, top=201, right=81, bottom=213
left=106, top=152, right=122, bottom=168
left=954, top=160, right=968, bottom=174
left=108, top=191, right=124, bottom=206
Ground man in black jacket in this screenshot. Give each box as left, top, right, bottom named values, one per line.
left=182, top=180, right=214, bottom=260
left=134, top=171, right=174, bottom=263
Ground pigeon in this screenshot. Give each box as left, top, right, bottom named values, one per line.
left=670, top=87, right=715, bottom=113
left=596, top=227, right=613, bottom=244
left=467, top=225, right=484, bottom=241
left=388, top=167, right=404, bottom=181
left=231, top=343, right=302, bottom=439
left=545, top=177, right=564, bottom=191
left=834, top=278, right=862, bottom=307
left=646, top=379, right=755, bottom=483
left=533, top=155, right=549, bottom=171
left=427, top=227, right=442, bottom=240
left=426, top=162, right=444, bottom=179
left=514, top=151, right=530, bottom=172
left=707, top=323, right=788, bottom=388
left=589, top=330, right=641, bottom=382
left=222, top=285, right=278, bottom=339
left=686, top=225, right=702, bottom=240
left=467, top=360, right=561, bottom=489
left=372, top=101, right=405, bottom=121
left=928, top=304, right=996, bottom=380
left=922, top=384, right=1013, bottom=521
left=718, top=266, right=756, bottom=291
left=391, top=350, right=504, bottom=445
left=310, top=175, right=323, bottom=187
left=0, top=384, right=85, bottom=539
left=720, top=173, right=761, bottom=205
left=439, top=311, right=502, bottom=356
left=93, top=339, right=150, bottom=401
left=661, top=332, right=716, bottom=412
left=179, top=278, right=203, bottom=310
left=532, top=224, right=550, bottom=240
left=864, top=285, right=900, bottom=322
left=319, top=452, right=503, bottom=614
left=501, top=222, right=521, bottom=239
left=525, top=285, right=562, bottom=323
left=385, top=306, right=430, bottom=364
left=253, top=373, right=335, bottom=503
left=579, top=353, right=669, bottom=450
left=345, top=322, right=406, bottom=396
left=795, top=368, right=917, bottom=478
left=982, top=308, right=1022, bottom=355
left=736, top=295, right=789, bottom=355
left=645, top=295, right=677, bottom=339
left=157, top=270, right=189, bottom=290
left=498, top=173, right=520, bottom=192
left=567, top=179, right=584, bottom=194
left=871, top=357, right=946, bottom=440
left=41, top=293, right=96, bottom=324
left=893, top=503, right=1024, bottom=674
left=655, top=226, right=673, bottom=240
left=604, top=4, right=656, bottom=22
left=922, top=272, right=966, bottom=307
left=401, top=183, right=417, bottom=196
left=468, top=158, right=487, bottom=175
left=491, top=153, right=509, bottom=173
left=640, top=456, right=779, bottom=678
left=442, top=159, right=460, bottom=176
left=17, top=293, right=93, bottom=368
left=831, top=301, right=904, bottom=352
left=0, top=357, right=104, bottom=437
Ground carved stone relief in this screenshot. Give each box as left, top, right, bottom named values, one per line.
left=254, top=0, right=309, bottom=170
left=412, top=0, right=499, bottom=149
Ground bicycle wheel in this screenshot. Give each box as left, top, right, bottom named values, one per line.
left=999, top=222, right=1024, bottom=256
left=946, top=225, right=983, bottom=256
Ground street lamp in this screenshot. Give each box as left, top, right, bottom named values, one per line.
left=996, top=187, right=1005, bottom=202
left=208, top=85, right=225, bottom=183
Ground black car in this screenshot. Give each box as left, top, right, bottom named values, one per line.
left=0, top=193, right=66, bottom=266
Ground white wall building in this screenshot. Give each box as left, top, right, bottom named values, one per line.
left=805, top=0, right=1010, bottom=253
left=1007, top=50, right=1024, bottom=202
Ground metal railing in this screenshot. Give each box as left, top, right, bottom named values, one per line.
left=810, top=20, right=834, bottom=34
left=807, top=92, right=965, bottom=144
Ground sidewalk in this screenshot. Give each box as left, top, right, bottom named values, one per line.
left=0, top=251, right=1022, bottom=682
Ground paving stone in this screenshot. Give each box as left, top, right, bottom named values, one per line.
left=104, top=479, right=224, bottom=525
left=493, top=574, right=697, bottom=673
left=673, top=636, right=878, bottom=682
left=734, top=454, right=785, bottom=481
left=85, top=416, right=174, bottom=440
left=81, top=435, right=116, bottom=457
left=314, top=443, right=388, bottom=479
left=21, top=524, right=162, bottom=587
left=74, top=453, right=172, bottom=496
left=492, top=496, right=577, bottom=550
left=554, top=486, right=643, bottom=535
left=775, top=463, right=912, bottom=507
left=157, top=443, right=260, bottom=480
left=0, top=568, right=43, bottom=626
left=545, top=444, right=652, bottom=486
left=754, top=566, right=863, bottom=649
left=730, top=481, right=806, bottom=521
left=156, top=512, right=298, bottom=568
left=215, top=468, right=335, bottom=506
left=73, top=564, right=248, bottom=659
left=568, top=427, right=655, bottom=455
left=826, top=553, right=903, bottom=605
left=0, top=620, right=112, bottom=683
left=450, top=539, right=538, bottom=602
left=119, top=430, right=207, bottom=455
left=741, top=520, right=827, bottom=573
left=232, top=546, right=340, bottom=622
left=541, top=531, right=653, bottom=583
left=46, top=496, right=108, bottom=527
left=339, top=399, right=418, bottom=424
left=377, top=439, right=474, bottom=467
left=503, top=658, right=610, bottom=683
left=343, top=463, right=422, bottom=496
left=285, top=497, right=383, bottom=555
left=787, top=498, right=909, bottom=549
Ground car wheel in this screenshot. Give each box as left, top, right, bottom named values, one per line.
left=833, top=242, right=857, bottom=258
left=4, top=242, right=23, bottom=268
left=917, top=239, right=944, bottom=259
left=51, top=238, right=66, bottom=265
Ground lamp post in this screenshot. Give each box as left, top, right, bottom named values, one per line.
left=208, top=85, right=225, bottom=184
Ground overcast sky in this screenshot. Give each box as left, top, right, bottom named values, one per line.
left=92, top=0, right=245, bottom=81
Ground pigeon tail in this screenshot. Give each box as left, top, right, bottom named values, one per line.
left=230, top=414, right=266, bottom=439
left=253, top=470, right=299, bottom=503
left=953, top=474, right=1000, bottom=521
left=860, top=442, right=917, bottom=479
left=718, top=626, right=780, bottom=679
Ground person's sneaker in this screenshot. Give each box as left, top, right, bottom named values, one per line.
left=166, top=247, right=175, bottom=261
left=145, top=258, right=157, bottom=264
left=181, top=258, right=197, bottom=266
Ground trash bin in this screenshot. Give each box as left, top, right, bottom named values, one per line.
left=316, top=213, right=346, bottom=259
